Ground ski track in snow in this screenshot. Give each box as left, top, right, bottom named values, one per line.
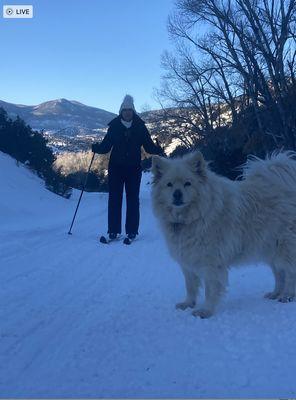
left=1, top=152, right=296, bottom=398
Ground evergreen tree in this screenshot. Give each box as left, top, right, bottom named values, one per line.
left=0, top=107, right=71, bottom=198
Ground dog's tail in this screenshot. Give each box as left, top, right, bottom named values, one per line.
left=241, top=151, right=296, bottom=187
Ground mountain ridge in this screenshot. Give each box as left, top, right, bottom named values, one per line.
left=0, top=98, right=117, bottom=135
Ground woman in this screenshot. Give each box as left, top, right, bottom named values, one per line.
left=92, top=95, right=163, bottom=244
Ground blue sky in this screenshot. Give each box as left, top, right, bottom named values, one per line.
left=0, top=0, right=175, bottom=113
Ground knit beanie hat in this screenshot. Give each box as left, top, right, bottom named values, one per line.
left=119, top=95, right=136, bottom=114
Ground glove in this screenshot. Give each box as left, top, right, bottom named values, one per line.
left=92, top=143, right=100, bottom=154
left=155, top=139, right=165, bottom=157
left=157, top=146, right=166, bottom=157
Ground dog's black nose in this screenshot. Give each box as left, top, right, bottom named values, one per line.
left=173, top=189, right=183, bottom=205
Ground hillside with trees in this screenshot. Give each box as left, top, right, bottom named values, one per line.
left=0, top=107, right=73, bottom=197
left=154, top=0, right=296, bottom=178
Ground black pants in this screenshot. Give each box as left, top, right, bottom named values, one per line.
left=107, top=164, right=142, bottom=235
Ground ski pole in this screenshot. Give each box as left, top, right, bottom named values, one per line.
left=68, top=152, right=95, bottom=235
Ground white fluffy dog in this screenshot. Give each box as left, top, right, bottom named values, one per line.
left=151, top=151, right=296, bottom=318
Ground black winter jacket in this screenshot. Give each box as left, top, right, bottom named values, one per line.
left=92, top=115, right=162, bottom=167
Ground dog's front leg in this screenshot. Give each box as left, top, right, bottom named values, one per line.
left=192, top=267, right=228, bottom=318
left=176, top=268, right=201, bottom=310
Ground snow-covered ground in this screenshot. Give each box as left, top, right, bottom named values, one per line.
left=1, top=151, right=296, bottom=398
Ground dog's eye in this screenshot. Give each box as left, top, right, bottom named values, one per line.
left=184, top=182, right=191, bottom=187
left=167, top=182, right=173, bottom=187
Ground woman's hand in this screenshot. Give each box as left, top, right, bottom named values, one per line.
left=91, top=143, right=100, bottom=153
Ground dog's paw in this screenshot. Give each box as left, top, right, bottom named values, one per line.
left=175, top=301, right=195, bottom=310
left=264, top=291, right=280, bottom=300
left=192, top=308, right=213, bottom=319
left=278, top=295, right=295, bottom=303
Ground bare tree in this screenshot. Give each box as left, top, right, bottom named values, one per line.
left=158, top=0, right=296, bottom=148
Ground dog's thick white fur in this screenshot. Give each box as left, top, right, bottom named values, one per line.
left=151, top=151, right=296, bottom=318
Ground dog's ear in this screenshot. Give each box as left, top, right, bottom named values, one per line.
left=185, top=151, right=206, bottom=177
left=151, top=155, right=166, bottom=183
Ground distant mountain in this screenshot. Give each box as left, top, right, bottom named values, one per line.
left=0, top=98, right=116, bottom=136
left=0, top=98, right=182, bottom=154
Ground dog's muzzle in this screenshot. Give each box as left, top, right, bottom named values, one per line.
left=172, top=189, right=184, bottom=206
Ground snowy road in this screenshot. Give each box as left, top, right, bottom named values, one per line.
left=1, top=152, right=296, bottom=398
